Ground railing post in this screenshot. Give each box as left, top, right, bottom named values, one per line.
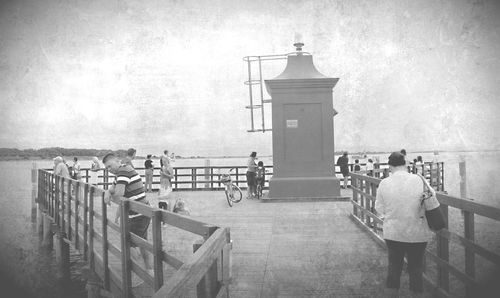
left=365, top=182, right=371, bottom=226
left=440, top=162, right=445, bottom=191
left=37, top=171, right=44, bottom=238
left=429, top=162, right=436, bottom=188
left=352, top=175, right=358, bottom=217
left=120, top=200, right=132, bottom=298
left=83, top=184, right=89, bottom=261
left=235, top=167, right=239, bottom=187
left=152, top=210, right=164, bottom=291
left=194, top=241, right=219, bottom=297
left=74, top=182, right=80, bottom=249
left=101, top=192, right=110, bottom=291
left=31, top=162, right=38, bottom=222
left=459, top=159, right=467, bottom=199
left=66, top=179, right=72, bottom=241
left=85, top=186, right=104, bottom=298
left=437, top=204, right=449, bottom=293
left=104, top=169, right=109, bottom=190
left=359, top=180, right=365, bottom=223
left=210, top=168, right=214, bottom=190
left=370, top=182, right=377, bottom=229
left=55, top=231, right=70, bottom=283
left=464, top=209, right=475, bottom=297
left=192, top=168, right=197, bottom=189
left=221, top=229, right=232, bottom=297
left=174, top=168, right=178, bottom=189
left=55, top=176, right=61, bottom=225
left=42, top=213, right=53, bottom=250
left=60, top=177, right=65, bottom=229
left=88, top=187, right=95, bottom=269
left=204, top=159, right=210, bottom=189
left=460, top=158, right=475, bottom=297
left=436, top=162, right=442, bottom=191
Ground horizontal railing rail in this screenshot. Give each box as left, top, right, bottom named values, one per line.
left=350, top=172, right=500, bottom=298
left=36, top=169, right=232, bottom=298
left=44, top=161, right=444, bottom=192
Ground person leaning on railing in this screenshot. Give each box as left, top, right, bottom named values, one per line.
left=374, top=152, right=440, bottom=298
left=144, top=154, right=154, bottom=193
left=102, top=153, right=152, bottom=273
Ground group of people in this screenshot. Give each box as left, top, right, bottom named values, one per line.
left=245, top=151, right=266, bottom=199
left=51, top=148, right=436, bottom=296
left=100, top=149, right=188, bottom=275
left=117, top=148, right=188, bottom=214
left=336, top=149, right=428, bottom=188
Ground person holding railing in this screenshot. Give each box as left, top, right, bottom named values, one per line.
left=374, top=152, right=440, bottom=298
left=144, top=154, right=154, bottom=192
left=366, top=158, right=374, bottom=177
left=102, top=153, right=152, bottom=273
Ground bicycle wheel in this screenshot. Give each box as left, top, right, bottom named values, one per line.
left=225, top=187, right=233, bottom=207
left=256, top=184, right=262, bottom=200
left=230, top=184, right=243, bottom=203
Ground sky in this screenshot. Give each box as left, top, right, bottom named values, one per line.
left=1, top=0, right=499, bottom=157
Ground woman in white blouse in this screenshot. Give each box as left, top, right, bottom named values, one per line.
left=375, top=152, right=439, bottom=298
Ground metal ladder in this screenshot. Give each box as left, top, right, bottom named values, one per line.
left=242, top=54, right=287, bottom=133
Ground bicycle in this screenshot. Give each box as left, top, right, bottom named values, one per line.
left=220, top=168, right=243, bottom=207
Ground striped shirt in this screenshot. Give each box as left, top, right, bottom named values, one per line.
left=115, top=165, right=147, bottom=217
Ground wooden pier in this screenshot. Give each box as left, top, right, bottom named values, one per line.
left=34, top=169, right=232, bottom=298
left=30, top=161, right=499, bottom=297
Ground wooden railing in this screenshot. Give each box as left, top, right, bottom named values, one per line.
left=57, top=161, right=444, bottom=192
left=36, top=169, right=232, bottom=298
left=350, top=172, right=500, bottom=298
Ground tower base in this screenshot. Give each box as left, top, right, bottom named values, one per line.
left=267, top=176, right=342, bottom=200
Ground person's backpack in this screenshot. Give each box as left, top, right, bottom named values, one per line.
left=256, top=167, right=265, bottom=179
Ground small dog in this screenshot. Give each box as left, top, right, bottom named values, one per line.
left=173, top=198, right=190, bottom=215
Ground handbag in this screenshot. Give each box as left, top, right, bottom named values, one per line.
left=418, top=174, right=446, bottom=231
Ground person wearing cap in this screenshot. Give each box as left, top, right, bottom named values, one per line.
left=375, top=152, right=440, bottom=297
left=53, top=156, right=70, bottom=178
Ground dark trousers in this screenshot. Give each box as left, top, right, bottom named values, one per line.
left=385, top=239, right=427, bottom=292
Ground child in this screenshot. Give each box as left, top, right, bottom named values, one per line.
left=255, top=161, right=266, bottom=194
left=366, top=159, right=374, bottom=176
left=354, top=159, right=361, bottom=172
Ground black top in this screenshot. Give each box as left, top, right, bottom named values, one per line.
left=337, top=156, right=349, bottom=169
left=144, top=159, right=153, bottom=169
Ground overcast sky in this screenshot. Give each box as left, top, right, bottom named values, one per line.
left=1, top=0, right=499, bottom=157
